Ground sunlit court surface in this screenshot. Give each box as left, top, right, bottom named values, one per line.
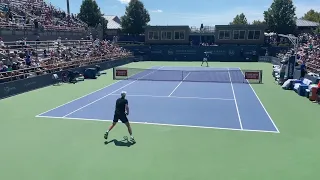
left=37, top=66, right=278, bottom=133
left=1, top=62, right=319, bottom=180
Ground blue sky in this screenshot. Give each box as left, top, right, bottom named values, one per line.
left=46, top=0, right=320, bottom=26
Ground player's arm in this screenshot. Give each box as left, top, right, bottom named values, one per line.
left=125, top=100, right=129, bottom=115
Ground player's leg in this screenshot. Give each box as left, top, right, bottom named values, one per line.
left=124, top=122, right=134, bottom=141
left=201, top=60, right=204, bottom=66
left=121, top=115, right=134, bottom=141
left=104, top=114, right=119, bottom=139
left=206, top=60, right=209, bottom=67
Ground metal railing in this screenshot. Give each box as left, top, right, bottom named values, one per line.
left=0, top=40, right=93, bottom=55
left=0, top=54, right=133, bottom=81
left=190, top=26, right=215, bottom=33
left=0, top=22, right=86, bottom=32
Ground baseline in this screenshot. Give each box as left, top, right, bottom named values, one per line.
left=35, top=115, right=279, bottom=133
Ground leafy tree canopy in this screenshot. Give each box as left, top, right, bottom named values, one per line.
left=78, top=0, right=103, bottom=27
left=230, top=13, right=248, bottom=25
left=121, top=0, right=150, bottom=34
left=302, top=9, right=320, bottom=23
left=264, top=0, right=296, bottom=34
left=252, top=20, right=266, bottom=25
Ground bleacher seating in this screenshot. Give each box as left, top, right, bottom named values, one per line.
left=0, top=39, right=132, bottom=82
left=0, top=0, right=86, bottom=33
left=277, top=33, right=320, bottom=77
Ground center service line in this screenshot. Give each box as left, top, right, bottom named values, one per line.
left=168, top=72, right=191, bottom=97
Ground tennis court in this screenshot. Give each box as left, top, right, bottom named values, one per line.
left=36, top=66, right=278, bottom=133
left=1, top=61, right=319, bottom=180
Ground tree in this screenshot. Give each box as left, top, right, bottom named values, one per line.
left=78, top=0, right=103, bottom=27
left=264, top=0, right=296, bottom=34
left=252, top=20, right=266, bottom=25
left=229, top=13, right=248, bottom=25
left=121, top=0, right=150, bottom=34
left=302, top=9, right=320, bottom=23
left=313, top=26, right=320, bottom=34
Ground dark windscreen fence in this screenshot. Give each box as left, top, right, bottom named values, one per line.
left=113, top=67, right=263, bottom=84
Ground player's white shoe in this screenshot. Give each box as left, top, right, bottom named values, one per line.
left=130, top=136, right=135, bottom=142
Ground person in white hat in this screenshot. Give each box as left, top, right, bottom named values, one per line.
left=104, top=91, right=134, bottom=141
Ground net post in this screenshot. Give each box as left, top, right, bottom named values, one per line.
left=227, top=67, right=232, bottom=83
left=239, top=68, right=245, bottom=84
left=112, top=67, right=115, bottom=80
left=181, top=70, right=183, bottom=81
left=260, top=70, right=263, bottom=83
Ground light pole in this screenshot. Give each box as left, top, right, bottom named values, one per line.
left=278, top=34, right=299, bottom=62
left=66, top=0, right=70, bottom=15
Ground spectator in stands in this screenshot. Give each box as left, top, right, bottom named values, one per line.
left=25, top=55, right=31, bottom=66
left=278, top=33, right=320, bottom=77
left=43, top=49, right=48, bottom=58
left=317, top=81, right=320, bottom=103
left=0, top=60, right=7, bottom=72
left=299, top=60, right=306, bottom=79
left=34, top=18, right=38, bottom=29
left=0, top=37, right=4, bottom=48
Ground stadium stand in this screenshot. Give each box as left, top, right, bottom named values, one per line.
left=0, top=0, right=88, bottom=41
left=0, top=0, right=133, bottom=85
left=0, top=38, right=132, bottom=82
left=277, top=33, right=320, bottom=77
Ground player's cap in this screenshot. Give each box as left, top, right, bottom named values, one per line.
left=121, top=91, right=127, bottom=97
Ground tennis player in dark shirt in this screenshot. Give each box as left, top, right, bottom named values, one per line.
left=201, top=52, right=209, bottom=67
left=104, top=91, right=134, bottom=141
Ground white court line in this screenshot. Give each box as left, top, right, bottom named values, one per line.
left=35, top=115, right=279, bottom=134
left=35, top=66, right=160, bottom=117
left=61, top=66, right=164, bottom=118
left=161, top=66, right=240, bottom=70
left=109, top=94, right=234, bottom=101
left=238, top=68, right=280, bottom=133
left=36, top=80, right=122, bottom=117
left=168, top=72, right=191, bottom=97
left=227, top=68, right=243, bottom=130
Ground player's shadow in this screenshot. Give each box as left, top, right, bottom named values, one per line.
left=104, top=137, right=136, bottom=147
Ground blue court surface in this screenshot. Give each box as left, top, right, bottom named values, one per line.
left=36, top=66, right=279, bottom=133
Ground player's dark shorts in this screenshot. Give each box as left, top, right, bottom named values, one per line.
left=113, top=113, right=128, bottom=123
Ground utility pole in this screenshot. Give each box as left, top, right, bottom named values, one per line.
left=67, top=0, right=70, bottom=15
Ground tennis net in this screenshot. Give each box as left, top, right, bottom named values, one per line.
left=113, top=67, right=263, bottom=84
